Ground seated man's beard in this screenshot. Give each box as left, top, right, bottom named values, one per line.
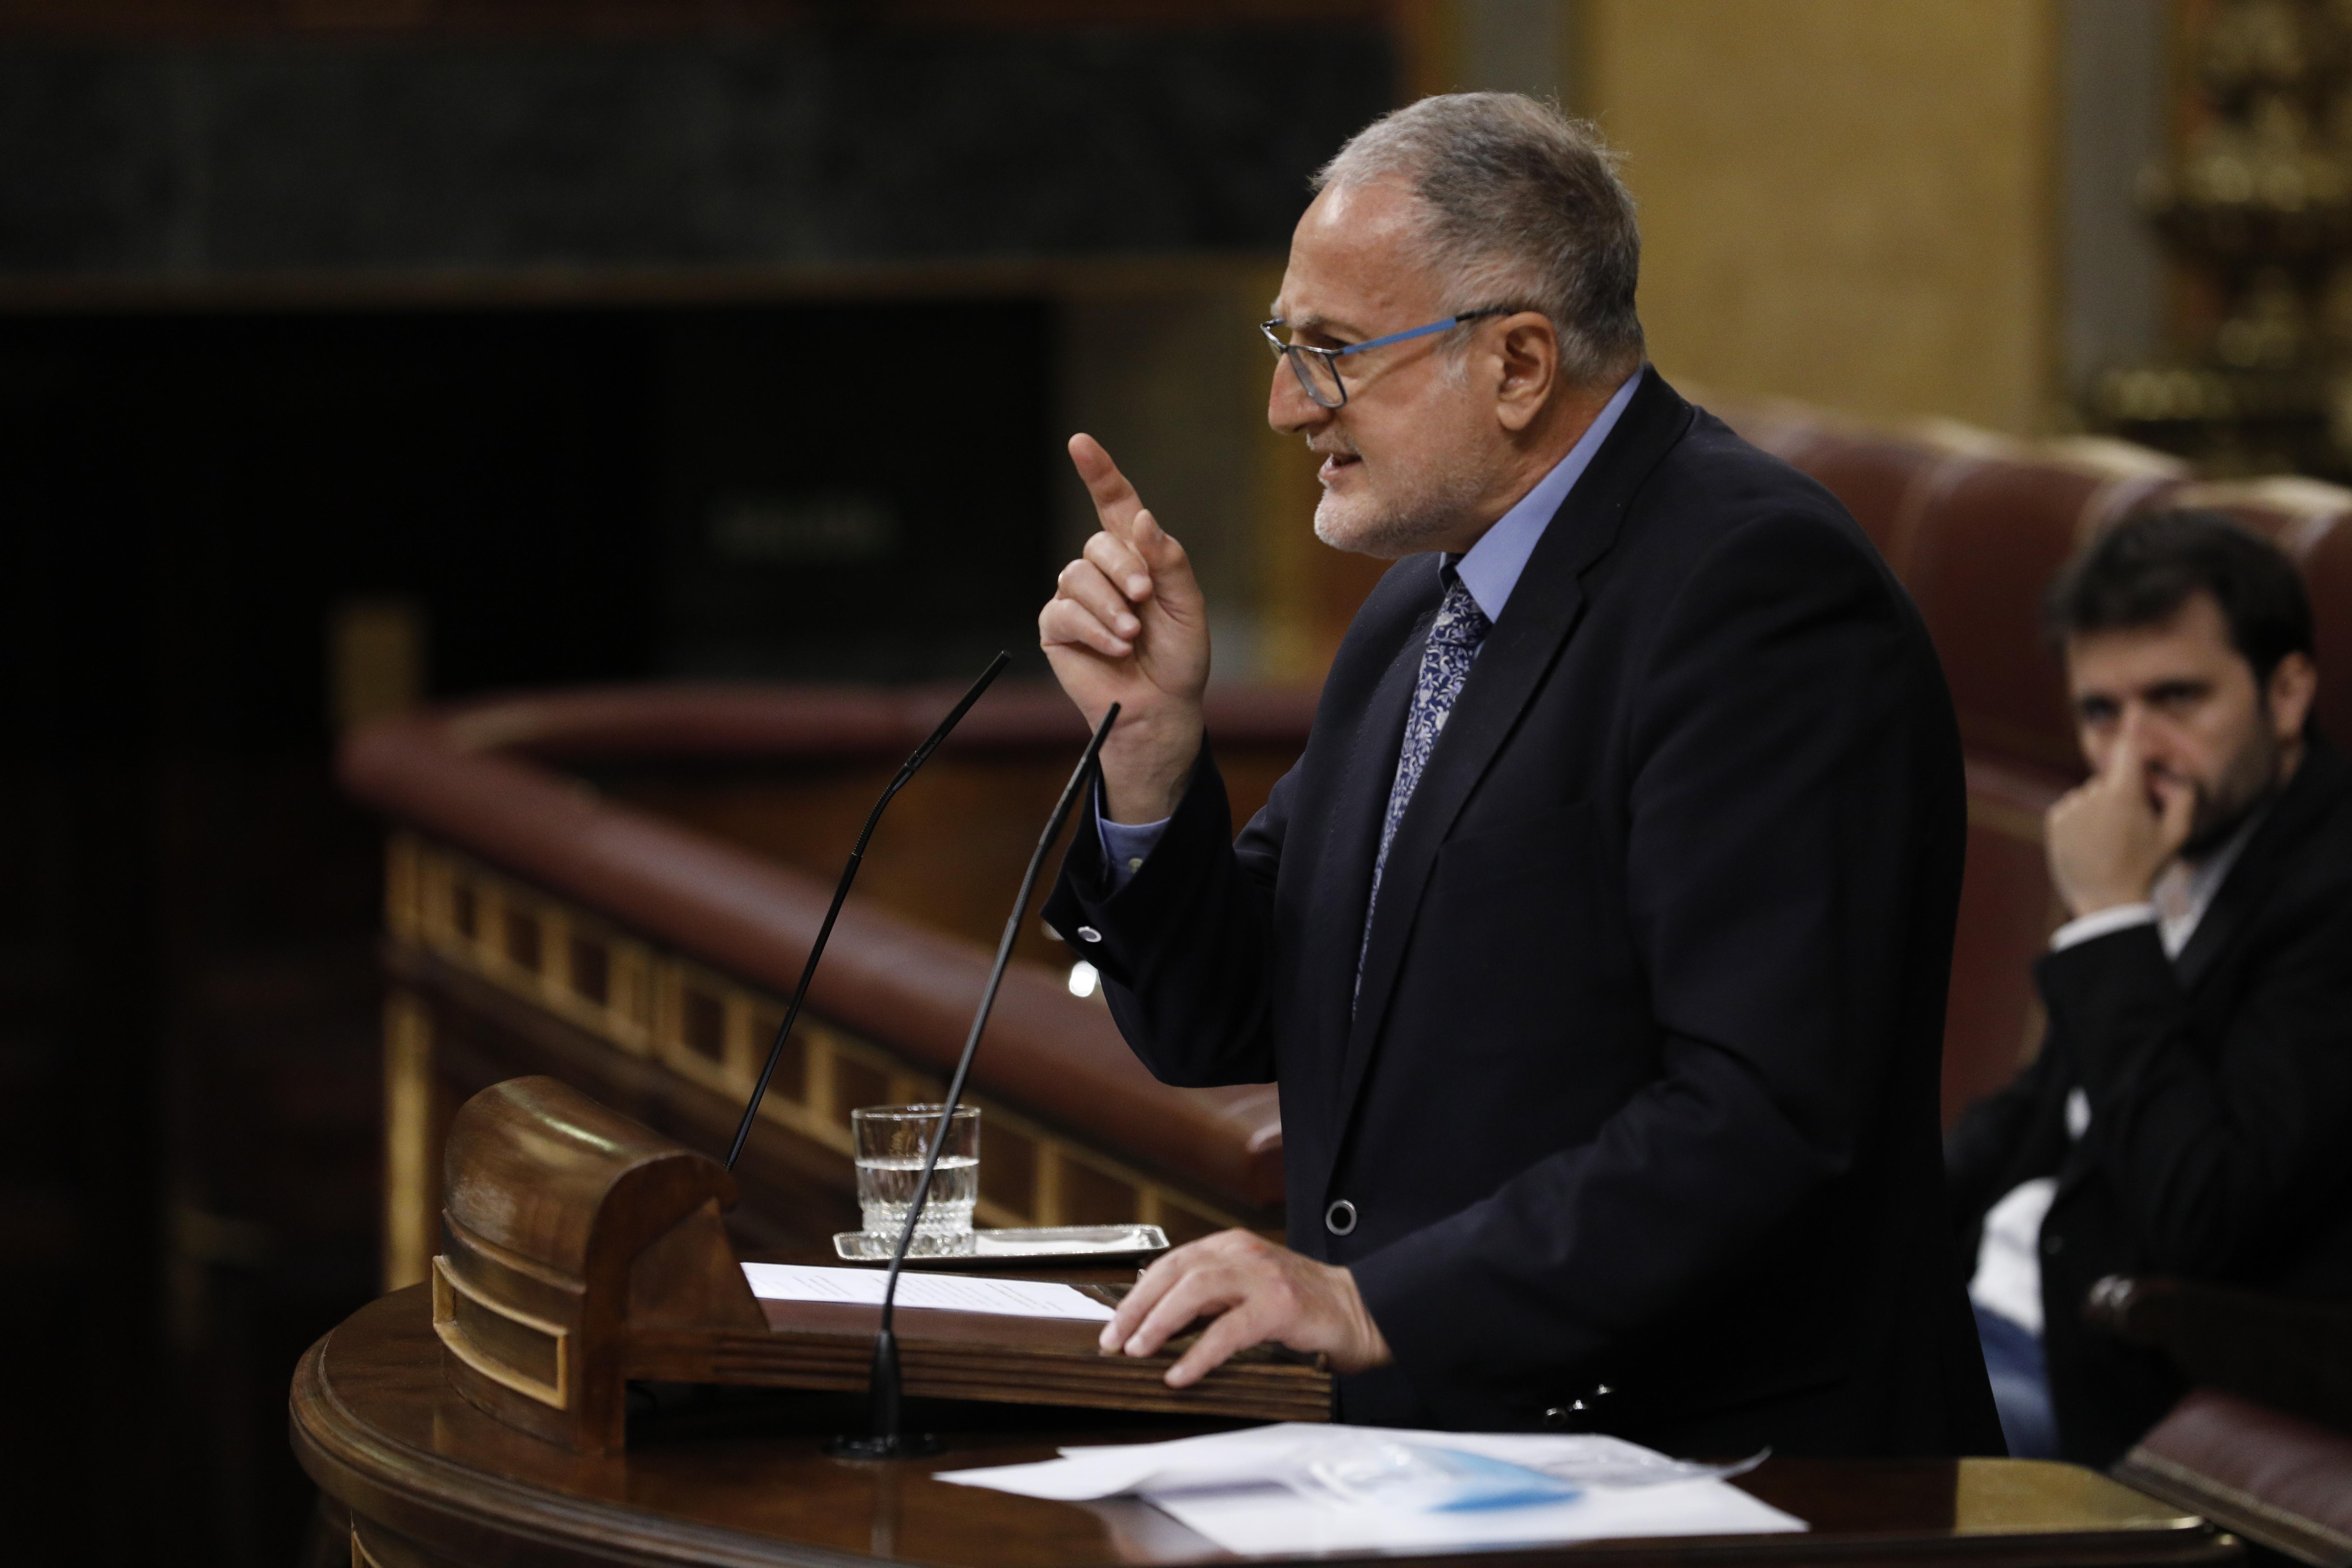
left=1313, top=441, right=1489, bottom=560
left=2182, top=720, right=2283, bottom=858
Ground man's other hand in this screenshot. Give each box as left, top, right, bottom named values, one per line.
left=1099, top=1229, right=1393, bottom=1388
left=1040, top=434, right=1211, bottom=824
left=2047, top=720, right=2195, bottom=917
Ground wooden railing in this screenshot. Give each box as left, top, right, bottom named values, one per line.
left=345, top=682, right=1314, bottom=1288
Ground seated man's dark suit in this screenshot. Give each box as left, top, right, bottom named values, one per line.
left=1947, top=737, right=2352, bottom=1467
left=1046, top=369, right=2001, bottom=1457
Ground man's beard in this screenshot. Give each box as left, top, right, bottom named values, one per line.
left=1310, top=435, right=1488, bottom=559
left=2179, top=715, right=2283, bottom=858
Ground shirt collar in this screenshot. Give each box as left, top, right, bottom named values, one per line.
left=1450, top=370, right=1642, bottom=624
left=2152, top=799, right=2269, bottom=957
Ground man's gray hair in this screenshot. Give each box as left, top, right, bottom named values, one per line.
left=1314, top=92, right=1643, bottom=386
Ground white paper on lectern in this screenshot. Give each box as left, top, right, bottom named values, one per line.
left=1145, top=1474, right=1802, bottom=1556
left=935, top=1423, right=1806, bottom=1555
left=739, top=1262, right=1114, bottom=1322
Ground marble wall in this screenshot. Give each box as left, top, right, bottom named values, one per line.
left=1400, top=0, right=2170, bottom=438
left=1586, top=0, right=2062, bottom=435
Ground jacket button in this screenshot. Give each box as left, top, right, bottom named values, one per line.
left=1324, top=1199, right=1357, bottom=1236
left=1542, top=1407, right=1570, bottom=1430
left=1076, top=926, right=1102, bottom=943
left=2044, top=1233, right=2065, bottom=1255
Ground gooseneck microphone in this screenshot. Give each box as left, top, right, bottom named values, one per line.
left=827, top=700, right=1121, bottom=1460
left=724, top=651, right=1012, bottom=1172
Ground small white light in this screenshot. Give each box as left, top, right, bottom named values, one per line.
left=1067, top=960, right=1100, bottom=998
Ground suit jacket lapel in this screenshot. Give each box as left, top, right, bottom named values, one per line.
left=2174, top=737, right=2349, bottom=992
left=1328, top=369, right=1695, bottom=1161
left=1295, top=581, right=1441, bottom=1156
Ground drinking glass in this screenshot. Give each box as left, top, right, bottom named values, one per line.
left=850, top=1104, right=980, bottom=1256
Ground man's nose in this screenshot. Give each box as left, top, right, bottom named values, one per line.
left=2120, top=702, right=2180, bottom=767
left=1267, top=361, right=1328, bottom=436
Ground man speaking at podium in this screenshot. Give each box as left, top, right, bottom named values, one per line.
left=1038, top=94, right=1999, bottom=1457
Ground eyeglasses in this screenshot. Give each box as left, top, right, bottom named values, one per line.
left=1259, top=307, right=1513, bottom=409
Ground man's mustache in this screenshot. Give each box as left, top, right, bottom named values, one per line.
left=2139, top=763, right=2197, bottom=802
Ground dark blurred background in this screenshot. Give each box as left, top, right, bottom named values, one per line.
left=0, top=5, right=1395, bottom=1561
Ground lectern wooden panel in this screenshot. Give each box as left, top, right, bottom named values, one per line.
left=429, top=1075, right=1330, bottom=1456
left=432, top=1074, right=767, bottom=1452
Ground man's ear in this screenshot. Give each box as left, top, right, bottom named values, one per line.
left=1492, top=313, right=1558, bottom=433
left=2267, top=650, right=2318, bottom=744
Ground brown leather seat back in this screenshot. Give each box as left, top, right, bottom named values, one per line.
left=1904, top=451, right=2099, bottom=775
left=1722, top=416, right=2188, bottom=1126
left=1905, top=442, right=2186, bottom=777
left=1642, top=399, right=2352, bottom=1130
left=1702, top=392, right=1947, bottom=563
left=1944, top=760, right=2068, bottom=1121
left=1896, top=448, right=2113, bottom=1125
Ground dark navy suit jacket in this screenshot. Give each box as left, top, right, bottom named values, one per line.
left=1045, top=369, right=2002, bottom=1457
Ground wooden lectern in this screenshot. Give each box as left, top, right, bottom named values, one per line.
left=429, top=1076, right=1331, bottom=1454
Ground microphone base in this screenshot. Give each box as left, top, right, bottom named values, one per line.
left=827, top=1324, right=944, bottom=1458
left=823, top=1430, right=947, bottom=1460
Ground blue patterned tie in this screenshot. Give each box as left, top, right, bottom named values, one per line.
left=1359, top=572, right=1491, bottom=987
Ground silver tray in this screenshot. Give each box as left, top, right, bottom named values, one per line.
left=831, top=1224, right=1169, bottom=1267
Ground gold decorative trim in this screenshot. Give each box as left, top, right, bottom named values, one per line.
left=432, top=1253, right=571, bottom=1410
left=387, top=834, right=1249, bottom=1239
left=383, top=989, right=436, bottom=1292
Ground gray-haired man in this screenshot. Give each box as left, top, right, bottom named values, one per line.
left=1040, top=94, right=1999, bottom=1456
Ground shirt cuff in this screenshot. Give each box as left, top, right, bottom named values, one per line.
left=2050, top=903, right=2158, bottom=952
left=1096, top=786, right=1170, bottom=894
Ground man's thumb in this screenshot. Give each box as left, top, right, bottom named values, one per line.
left=1134, top=509, right=1193, bottom=585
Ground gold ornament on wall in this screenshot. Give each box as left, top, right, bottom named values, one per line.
left=2094, top=0, right=2352, bottom=475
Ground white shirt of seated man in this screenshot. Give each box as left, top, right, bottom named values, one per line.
left=1969, top=586, right=2316, bottom=1334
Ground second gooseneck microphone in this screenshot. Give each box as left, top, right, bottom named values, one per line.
left=826, top=700, right=1121, bottom=1460
left=723, top=651, right=1012, bottom=1172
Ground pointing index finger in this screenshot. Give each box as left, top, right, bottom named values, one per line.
left=1068, top=433, right=1146, bottom=541
left=2104, top=715, right=2147, bottom=786
left=1102, top=1246, right=1184, bottom=1352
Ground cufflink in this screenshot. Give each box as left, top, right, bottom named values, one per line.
left=1542, top=1385, right=1613, bottom=1429
left=1076, top=926, right=1102, bottom=943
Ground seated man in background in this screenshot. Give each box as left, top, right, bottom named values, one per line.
left=1947, top=510, right=2352, bottom=1466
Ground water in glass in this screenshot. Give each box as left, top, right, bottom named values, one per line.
left=852, top=1104, right=979, bottom=1256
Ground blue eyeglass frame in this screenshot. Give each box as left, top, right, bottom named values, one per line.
left=1259, top=306, right=1514, bottom=408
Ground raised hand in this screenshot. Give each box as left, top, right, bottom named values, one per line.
left=1039, top=434, right=1212, bottom=822
left=2046, top=719, right=2196, bottom=918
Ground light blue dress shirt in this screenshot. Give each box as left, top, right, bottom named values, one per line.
left=1097, top=370, right=1643, bottom=890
